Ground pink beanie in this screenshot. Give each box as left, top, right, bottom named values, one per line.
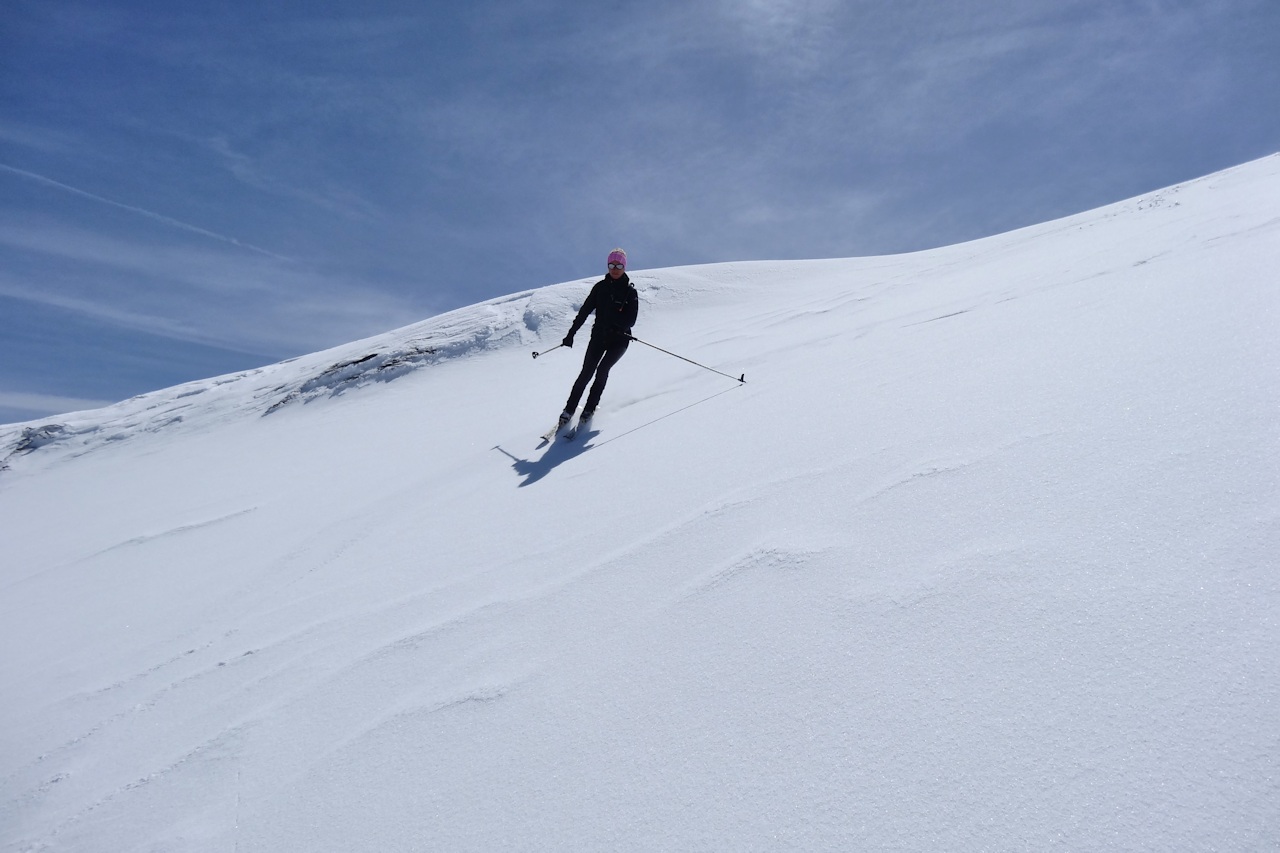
left=607, top=248, right=627, bottom=269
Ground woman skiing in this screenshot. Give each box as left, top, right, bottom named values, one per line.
left=557, top=248, right=639, bottom=433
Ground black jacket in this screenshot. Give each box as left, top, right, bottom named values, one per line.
left=569, top=273, right=638, bottom=342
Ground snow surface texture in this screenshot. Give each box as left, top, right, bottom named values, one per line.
left=2, top=156, right=1278, bottom=852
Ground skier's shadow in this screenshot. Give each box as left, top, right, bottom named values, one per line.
left=494, top=386, right=744, bottom=487
left=492, top=429, right=599, bottom=487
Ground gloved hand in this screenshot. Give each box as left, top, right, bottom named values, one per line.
left=562, top=333, right=575, bottom=348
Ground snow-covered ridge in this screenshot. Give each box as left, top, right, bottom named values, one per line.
left=0, top=158, right=1269, bottom=461
left=0, top=259, right=833, bottom=471
left=0, top=281, right=597, bottom=470
left=4, top=153, right=1276, bottom=473
left=4, top=154, right=1277, bottom=477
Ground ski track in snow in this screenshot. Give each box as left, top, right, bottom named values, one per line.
left=89, top=508, right=261, bottom=557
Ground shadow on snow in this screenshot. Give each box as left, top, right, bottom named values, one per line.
left=492, top=384, right=742, bottom=488
left=492, top=427, right=599, bottom=487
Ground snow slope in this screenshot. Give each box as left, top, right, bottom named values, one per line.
left=2, top=156, right=1278, bottom=852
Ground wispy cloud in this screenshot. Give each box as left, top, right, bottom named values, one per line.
left=0, top=390, right=116, bottom=418
left=0, top=121, right=78, bottom=155
left=0, top=163, right=291, bottom=260
left=713, top=0, right=841, bottom=75
left=201, top=136, right=383, bottom=222
left=0, top=220, right=429, bottom=356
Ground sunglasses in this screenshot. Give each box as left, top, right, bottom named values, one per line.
left=608, top=262, right=625, bottom=270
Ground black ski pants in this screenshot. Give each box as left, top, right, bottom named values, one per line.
left=564, top=336, right=629, bottom=415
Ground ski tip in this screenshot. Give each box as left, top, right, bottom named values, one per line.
left=739, top=373, right=746, bottom=383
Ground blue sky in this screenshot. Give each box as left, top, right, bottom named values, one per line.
left=2, top=0, right=1278, bottom=423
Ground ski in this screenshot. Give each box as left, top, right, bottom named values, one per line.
left=563, top=415, right=593, bottom=441
left=539, top=415, right=573, bottom=444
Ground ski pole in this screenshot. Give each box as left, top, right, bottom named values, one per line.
left=626, top=335, right=745, bottom=383
left=532, top=344, right=565, bottom=359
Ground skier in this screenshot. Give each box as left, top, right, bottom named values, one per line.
left=556, top=248, right=639, bottom=434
